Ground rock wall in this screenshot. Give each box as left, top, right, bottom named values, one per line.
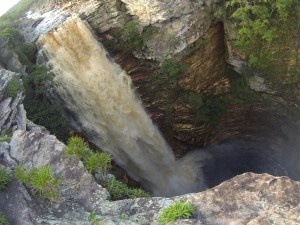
left=179, top=23, right=228, bottom=95
left=16, top=0, right=298, bottom=150
left=0, top=69, right=26, bottom=135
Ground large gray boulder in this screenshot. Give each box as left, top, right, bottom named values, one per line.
left=10, top=130, right=110, bottom=208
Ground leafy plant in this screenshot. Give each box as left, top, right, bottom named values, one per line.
left=120, top=20, right=144, bottom=52
left=4, top=79, right=21, bottom=99
left=182, top=91, right=203, bottom=110
left=0, top=135, right=11, bottom=143
left=228, top=69, right=261, bottom=104
left=106, top=177, right=129, bottom=200
left=0, top=127, right=12, bottom=142
left=0, top=213, right=9, bottom=225
left=106, top=177, right=149, bottom=200
left=15, top=165, right=60, bottom=201
left=84, top=152, right=111, bottom=175
left=180, top=91, right=230, bottom=123
left=128, top=188, right=150, bottom=199
left=141, top=25, right=158, bottom=43
left=23, top=65, right=68, bottom=142
left=158, top=201, right=196, bottom=225
left=160, top=60, right=188, bottom=81
left=0, top=167, right=11, bottom=191
left=218, top=0, right=299, bottom=70
left=65, top=136, right=90, bottom=159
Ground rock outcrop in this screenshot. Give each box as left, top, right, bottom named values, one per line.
left=0, top=69, right=26, bottom=135
left=0, top=1, right=299, bottom=223
left=0, top=66, right=298, bottom=224
left=1, top=129, right=300, bottom=225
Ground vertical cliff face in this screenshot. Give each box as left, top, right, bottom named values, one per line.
left=38, top=17, right=206, bottom=196
left=14, top=0, right=298, bottom=152
left=179, top=23, right=229, bottom=94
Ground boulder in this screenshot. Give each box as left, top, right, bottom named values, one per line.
left=9, top=130, right=110, bottom=208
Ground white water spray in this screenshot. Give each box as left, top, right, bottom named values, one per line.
left=38, top=17, right=202, bottom=196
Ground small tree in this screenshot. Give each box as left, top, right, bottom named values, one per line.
left=4, top=79, right=21, bottom=99
left=217, top=0, right=299, bottom=70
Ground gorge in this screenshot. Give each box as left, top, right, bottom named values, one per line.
left=0, top=0, right=299, bottom=224
left=38, top=16, right=203, bottom=196
left=38, top=16, right=299, bottom=196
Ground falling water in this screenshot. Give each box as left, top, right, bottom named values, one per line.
left=38, top=17, right=202, bottom=196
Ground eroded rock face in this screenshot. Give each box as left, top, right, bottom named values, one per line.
left=120, top=0, right=192, bottom=25
left=0, top=96, right=299, bottom=224
left=0, top=38, right=25, bottom=73
left=0, top=69, right=26, bottom=135
left=188, top=173, right=300, bottom=225
left=10, top=130, right=110, bottom=207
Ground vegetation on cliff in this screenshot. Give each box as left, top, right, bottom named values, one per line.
left=214, top=0, right=300, bottom=122
left=217, top=0, right=300, bottom=68
left=15, top=165, right=60, bottom=202
left=0, top=21, right=69, bottom=141
left=65, top=136, right=149, bottom=200
left=0, top=214, right=9, bottom=225
left=0, top=167, right=11, bottom=192
left=158, top=201, right=196, bottom=225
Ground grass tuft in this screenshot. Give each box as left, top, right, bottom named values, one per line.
left=158, top=201, right=196, bottom=225
left=15, top=165, right=60, bottom=201
left=65, top=136, right=90, bottom=159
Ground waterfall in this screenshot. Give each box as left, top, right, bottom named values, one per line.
left=38, top=17, right=201, bottom=196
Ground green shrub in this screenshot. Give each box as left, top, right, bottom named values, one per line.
left=106, top=177, right=129, bottom=200
left=220, top=0, right=299, bottom=69
left=0, top=167, right=11, bottom=191
left=128, top=188, right=150, bottom=199
left=106, top=177, right=149, bottom=200
left=0, top=127, right=13, bottom=143
left=23, top=65, right=68, bottom=142
left=181, top=92, right=229, bottom=123
left=0, top=135, right=11, bottom=143
left=182, top=91, right=203, bottom=110
left=15, top=165, right=60, bottom=201
left=158, top=201, right=196, bottom=225
left=141, top=25, right=158, bottom=43
left=160, top=60, right=188, bottom=81
left=65, top=137, right=149, bottom=200
left=0, top=213, right=9, bottom=225
left=122, top=21, right=140, bottom=42
left=84, top=152, right=111, bottom=175
left=0, top=28, right=24, bottom=48
left=4, top=79, right=21, bottom=99
left=197, top=95, right=229, bottom=123
left=228, top=69, right=261, bottom=104
left=24, top=99, right=69, bottom=142
left=65, top=136, right=90, bottom=159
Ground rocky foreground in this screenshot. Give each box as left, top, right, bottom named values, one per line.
left=1, top=131, right=300, bottom=224
left=0, top=68, right=299, bottom=224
